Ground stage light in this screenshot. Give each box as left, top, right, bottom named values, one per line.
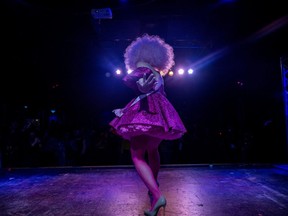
left=178, top=69, right=184, bottom=75
left=127, top=69, right=133, bottom=74
left=168, top=71, right=174, bottom=76
left=115, top=69, right=121, bottom=75
left=188, top=69, right=194, bottom=74
left=50, top=109, right=56, bottom=114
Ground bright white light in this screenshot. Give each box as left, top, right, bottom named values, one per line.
left=115, top=69, right=121, bottom=75
left=188, top=69, right=194, bottom=74
left=178, top=69, right=184, bottom=75
left=127, top=69, right=133, bottom=74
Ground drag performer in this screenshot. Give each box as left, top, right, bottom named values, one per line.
left=110, top=34, right=187, bottom=216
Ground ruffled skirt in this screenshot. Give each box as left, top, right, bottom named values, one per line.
left=109, top=92, right=187, bottom=141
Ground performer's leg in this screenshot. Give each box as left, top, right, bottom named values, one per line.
left=130, top=135, right=161, bottom=208
left=147, top=137, right=162, bottom=180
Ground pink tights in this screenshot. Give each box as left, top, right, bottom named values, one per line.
left=130, top=135, right=162, bottom=209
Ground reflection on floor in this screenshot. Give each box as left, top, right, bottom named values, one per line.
left=0, top=164, right=288, bottom=216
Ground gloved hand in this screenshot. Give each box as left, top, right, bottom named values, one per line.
left=136, top=73, right=158, bottom=93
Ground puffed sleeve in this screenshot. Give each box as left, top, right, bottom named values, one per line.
left=122, top=67, right=153, bottom=91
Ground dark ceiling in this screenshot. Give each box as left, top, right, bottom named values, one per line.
left=1, top=0, right=288, bottom=128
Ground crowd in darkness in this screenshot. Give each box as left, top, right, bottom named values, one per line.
left=0, top=103, right=285, bottom=169
left=0, top=108, right=129, bottom=168
left=0, top=112, right=183, bottom=168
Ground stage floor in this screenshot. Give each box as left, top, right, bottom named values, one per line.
left=0, top=164, right=288, bottom=216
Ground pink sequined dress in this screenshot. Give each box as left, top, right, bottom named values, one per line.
left=109, top=67, right=187, bottom=141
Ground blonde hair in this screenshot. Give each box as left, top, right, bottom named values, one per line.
left=124, top=34, right=175, bottom=75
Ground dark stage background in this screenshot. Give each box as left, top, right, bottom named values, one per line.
left=1, top=0, right=288, bottom=168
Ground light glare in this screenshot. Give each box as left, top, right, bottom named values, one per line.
left=188, top=69, right=194, bottom=74
left=178, top=69, right=184, bottom=75
left=168, top=71, right=174, bottom=76
left=115, top=69, right=121, bottom=75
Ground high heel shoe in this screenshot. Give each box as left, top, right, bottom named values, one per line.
left=144, top=195, right=166, bottom=216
